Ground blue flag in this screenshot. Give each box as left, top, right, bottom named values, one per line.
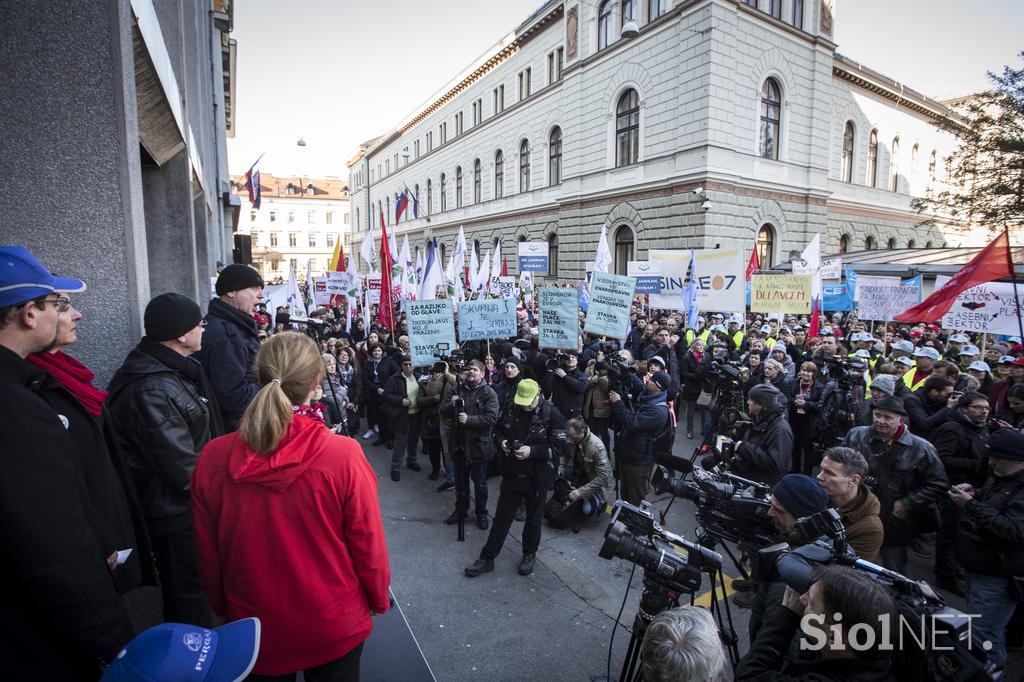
left=578, top=281, right=590, bottom=313
left=682, top=250, right=699, bottom=328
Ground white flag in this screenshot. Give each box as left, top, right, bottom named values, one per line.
left=345, top=249, right=361, bottom=333
left=477, top=249, right=491, bottom=298
left=454, top=226, right=468, bottom=273
left=360, top=226, right=377, bottom=271
left=488, top=241, right=502, bottom=294
left=469, top=244, right=481, bottom=292
left=285, top=266, right=308, bottom=321
left=418, top=239, right=445, bottom=301
left=795, top=234, right=822, bottom=299
left=592, top=223, right=613, bottom=274
left=415, top=247, right=425, bottom=288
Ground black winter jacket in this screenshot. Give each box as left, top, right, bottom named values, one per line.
left=957, top=469, right=1024, bottom=577
left=734, top=407, right=793, bottom=486
left=680, top=350, right=706, bottom=401
left=541, top=366, right=587, bottom=419
left=494, top=374, right=522, bottom=410
left=611, top=391, right=671, bottom=467
left=905, top=384, right=951, bottom=437
left=197, top=297, right=260, bottom=431
left=492, top=397, right=568, bottom=489
left=382, top=372, right=418, bottom=433
left=931, top=409, right=989, bottom=486
left=0, top=347, right=135, bottom=679
left=107, top=344, right=217, bottom=535
left=441, top=380, right=500, bottom=465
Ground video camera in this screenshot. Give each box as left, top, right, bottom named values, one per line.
left=545, top=352, right=572, bottom=371
left=599, top=500, right=722, bottom=594
left=433, top=342, right=466, bottom=373
left=822, top=354, right=867, bottom=388
left=595, top=352, right=637, bottom=399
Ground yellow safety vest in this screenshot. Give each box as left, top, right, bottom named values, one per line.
left=732, top=331, right=745, bottom=348
left=902, top=369, right=928, bottom=392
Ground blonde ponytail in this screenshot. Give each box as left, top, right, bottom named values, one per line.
left=239, top=331, right=324, bottom=453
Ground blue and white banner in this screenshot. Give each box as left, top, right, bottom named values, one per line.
left=457, top=298, right=517, bottom=341
left=407, top=299, right=457, bottom=367
left=538, top=287, right=580, bottom=350
left=585, top=272, right=637, bottom=341
left=518, top=241, right=549, bottom=273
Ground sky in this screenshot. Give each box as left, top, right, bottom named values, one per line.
left=225, top=0, right=1023, bottom=181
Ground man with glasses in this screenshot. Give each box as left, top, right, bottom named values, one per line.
left=106, top=293, right=223, bottom=626
left=0, top=246, right=136, bottom=679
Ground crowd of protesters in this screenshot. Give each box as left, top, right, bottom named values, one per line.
left=4, top=243, right=1024, bottom=680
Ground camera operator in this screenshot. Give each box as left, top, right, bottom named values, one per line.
left=559, top=418, right=614, bottom=517
left=743, top=475, right=830, bottom=635
left=711, top=383, right=793, bottom=487
left=582, top=351, right=613, bottom=453
left=842, top=396, right=948, bottom=574
left=540, top=349, right=587, bottom=420
left=644, top=326, right=682, bottom=390
left=931, top=391, right=991, bottom=595
left=816, top=447, right=883, bottom=561
left=609, top=372, right=673, bottom=505
left=441, top=360, right=499, bottom=530
left=949, top=428, right=1024, bottom=673
left=464, top=379, right=567, bottom=578
left=640, top=606, right=727, bottom=682
left=736, top=565, right=900, bottom=681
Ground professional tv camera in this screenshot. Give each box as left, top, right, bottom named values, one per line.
left=594, top=351, right=639, bottom=400
left=813, top=355, right=867, bottom=449
left=545, top=352, right=572, bottom=371
left=432, top=342, right=466, bottom=372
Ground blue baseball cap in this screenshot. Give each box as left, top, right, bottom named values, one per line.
left=0, top=245, right=86, bottom=307
left=101, top=618, right=260, bottom=682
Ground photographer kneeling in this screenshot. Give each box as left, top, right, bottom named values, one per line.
left=736, top=565, right=899, bottom=681
left=551, top=418, right=615, bottom=524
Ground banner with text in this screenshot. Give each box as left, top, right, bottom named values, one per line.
left=458, top=298, right=518, bottom=341
left=584, top=272, right=637, bottom=340
left=518, top=241, right=549, bottom=272
left=497, top=276, right=516, bottom=299
left=933, top=276, right=1024, bottom=334
left=857, top=285, right=922, bottom=321
left=407, top=299, right=457, bottom=366
left=538, top=287, right=580, bottom=349
left=648, top=250, right=692, bottom=309
left=820, top=256, right=842, bottom=281
left=750, top=274, right=813, bottom=314
left=311, top=278, right=331, bottom=306
left=694, top=247, right=745, bottom=312
left=366, top=274, right=382, bottom=306
left=627, top=261, right=662, bottom=294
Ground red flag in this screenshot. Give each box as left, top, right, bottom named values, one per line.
left=746, top=247, right=760, bottom=282
left=377, top=212, right=396, bottom=330
left=808, top=296, right=821, bottom=339
left=501, top=255, right=508, bottom=277
left=894, top=229, right=1015, bottom=323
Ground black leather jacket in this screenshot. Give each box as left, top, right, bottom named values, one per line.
left=957, top=469, right=1024, bottom=577
left=493, top=397, right=567, bottom=489
left=734, top=407, right=793, bottom=486
left=441, top=380, right=500, bottom=465
left=107, top=346, right=215, bottom=534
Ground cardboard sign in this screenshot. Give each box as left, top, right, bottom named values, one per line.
left=497, top=276, right=516, bottom=299
left=538, top=287, right=579, bottom=350
left=935, top=276, right=1024, bottom=334
left=584, top=272, right=636, bottom=341
left=457, top=298, right=517, bottom=341
left=407, top=300, right=457, bottom=367
left=750, top=275, right=812, bottom=314
left=857, top=285, right=921, bottom=321
left=518, top=241, right=549, bottom=272
left=820, top=256, right=842, bottom=281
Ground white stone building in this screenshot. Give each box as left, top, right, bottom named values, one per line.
left=347, top=0, right=968, bottom=283
left=232, top=173, right=351, bottom=282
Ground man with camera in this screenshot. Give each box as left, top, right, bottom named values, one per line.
left=842, top=396, right=948, bottom=574
left=729, top=383, right=793, bottom=487
left=815, top=447, right=883, bottom=562
left=558, top=418, right=614, bottom=519
left=464, top=378, right=567, bottom=578
left=949, top=427, right=1024, bottom=672
left=736, top=565, right=900, bottom=681
left=541, top=349, right=587, bottom=420
left=609, top=371, right=673, bottom=505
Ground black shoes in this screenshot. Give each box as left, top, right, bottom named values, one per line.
left=386, top=440, right=395, bottom=450
left=436, top=481, right=454, bottom=493
left=406, top=461, right=422, bottom=472
left=464, top=559, right=494, bottom=577
left=731, top=578, right=754, bottom=592
left=372, top=437, right=386, bottom=447
left=733, top=592, right=754, bottom=609
left=390, top=470, right=400, bottom=482
left=477, top=515, right=489, bottom=530
left=428, top=468, right=440, bottom=481
left=519, top=553, right=536, bottom=576
left=444, top=511, right=461, bottom=525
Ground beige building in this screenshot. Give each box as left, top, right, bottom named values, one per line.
left=232, top=173, right=351, bottom=282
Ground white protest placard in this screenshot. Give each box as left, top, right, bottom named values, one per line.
left=584, top=272, right=636, bottom=341
left=934, top=276, right=1024, bottom=334
left=648, top=250, right=692, bottom=309
left=694, top=247, right=745, bottom=312
left=627, top=261, right=662, bottom=294
left=311, top=278, right=331, bottom=306
left=857, top=285, right=921, bottom=321
left=853, top=275, right=899, bottom=302
left=497, top=276, right=516, bottom=299
left=366, top=274, right=382, bottom=306
left=407, top=299, right=457, bottom=367
left=820, top=256, right=842, bottom=281
left=457, top=298, right=517, bottom=341
left=538, top=288, right=579, bottom=350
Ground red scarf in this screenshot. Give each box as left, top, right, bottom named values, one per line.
left=26, top=350, right=107, bottom=417
left=292, top=403, right=326, bottom=425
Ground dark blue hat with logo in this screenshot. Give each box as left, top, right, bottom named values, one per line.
left=0, top=245, right=86, bottom=307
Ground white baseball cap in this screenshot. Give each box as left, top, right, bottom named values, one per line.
left=968, top=360, right=991, bottom=373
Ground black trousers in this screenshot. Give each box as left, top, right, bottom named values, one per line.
left=423, top=437, right=443, bottom=472
left=247, top=642, right=363, bottom=682
left=151, top=525, right=214, bottom=628
left=481, top=476, right=549, bottom=561
left=391, top=413, right=421, bottom=471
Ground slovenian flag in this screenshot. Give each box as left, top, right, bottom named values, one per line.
left=395, top=191, right=410, bottom=222
left=244, top=156, right=262, bottom=210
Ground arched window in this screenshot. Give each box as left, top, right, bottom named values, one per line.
left=889, top=137, right=900, bottom=192
left=519, top=139, right=531, bottom=192
left=616, top=89, right=640, bottom=167
left=759, top=78, right=781, bottom=160
left=910, top=144, right=919, bottom=189
left=414, top=184, right=420, bottom=217
left=440, top=173, right=447, bottom=211
left=867, top=129, right=879, bottom=187
left=841, top=121, right=855, bottom=182
left=839, top=234, right=849, bottom=254
left=494, top=150, right=504, bottom=199
left=548, top=234, right=558, bottom=277
left=426, top=179, right=432, bottom=215
left=908, top=239, right=916, bottom=248
left=455, top=167, right=463, bottom=208
left=865, top=235, right=876, bottom=250
left=473, top=158, right=481, bottom=203
left=621, top=0, right=637, bottom=24
left=925, top=241, right=934, bottom=248
left=613, top=225, right=634, bottom=275
left=887, top=237, right=896, bottom=250
left=548, top=127, right=562, bottom=186
left=598, top=1, right=613, bottom=49
left=756, top=224, right=775, bottom=268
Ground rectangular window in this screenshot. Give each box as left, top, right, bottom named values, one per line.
left=439, top=122, right=446, bottom=145
left=791, top=0, right=804, bottom=27
left=343, top=212, right=350, bottom=223
left=307, top=210, right=315, bottom=224
left=394, top=153, right=398, bottom=171
left=649, top=0, right=666, bottom=20
left=548, top=53, right=555, bottom=85
left=308, top=233, right=317, bottom=247
left=385, top=159, right=390, bottom=175
left=768, top=0, right=781, bottom=18
left=414, top=140, right=420, bottom=158
left=269, top=211, right=277, bottom=223
left=519, top=68, right=532, bottom=100
left=270, top=232, right=278, bottom=247
left=287, top=210, right=295, bottom=223
left=251, top=231, right=260, bottom=246
left=249, top=209, right=257, bottom=221
left=493, top=85, right=504, bottom=113
left=455, top=112, right=463, bottom=136
left=427, top=131, right=433, bottom=151
left=288, top=233, right=297, bottom=247
left=289, top=258, right=298, bottom=271
left=326, top=233, right=335, bottom=247
left=556, top=48, right=563, bottom=80
left=325, top=211, right=333, bottom=225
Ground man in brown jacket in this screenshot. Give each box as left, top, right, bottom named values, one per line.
left=816, top=446, right=884, bottom=561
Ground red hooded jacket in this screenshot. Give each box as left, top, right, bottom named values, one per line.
left=191, top=415, right=390, bottom=675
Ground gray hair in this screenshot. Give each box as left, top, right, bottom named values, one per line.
left=822, top=446, right=868, bottom=479
left=764, top=358, right=785, bottom=373
left=641, top=606, right=725, bottom=682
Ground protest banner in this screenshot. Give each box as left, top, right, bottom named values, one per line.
left=694, top=247, right=745, bottom=312
left=857, top=285, right=921, bottom=321
left=648, top=250, right=691, bottom=309
left=406, top=299, right=457, bottom=366
left=497, top=276, right=516, bottom=299
left=627, top=261, right=662, bottom=294
left=851, top=273, right=899, bottom=302
left=366, top=274, right=382, bottom=306
left=820, top=256, right=842, bottom=281
left=933, top=275, right=1024, bottom=334
left=457, top=298, right=517, bottom=341
left=750, top=274, right=812, bottom=314
left=518, top=241, right=549, bottom=272
left=311, top=278, right=330, bottom=306
left=584, top=272, right=636, bottom=340
left=538, top=287, right=579, bottom=349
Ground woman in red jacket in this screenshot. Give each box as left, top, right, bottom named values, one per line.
left=192, top=331, right=390, bottom=681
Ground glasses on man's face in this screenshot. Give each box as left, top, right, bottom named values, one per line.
left=40, top=296, right=72, bottom=313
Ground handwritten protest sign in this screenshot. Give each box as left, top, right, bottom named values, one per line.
left=407, top=299, right=457, bottom=366
left=584, top=273, right=636, bottom=341
left=497, top=276, right=516, bottom=299
left=934, top=276, right=1024, bottom=334
left=538, top=288, right=579, bottom=349
left=857, top=285, right=921, bottom=321
left=311, top=278, right=330, bottom=306
left=750, top=274, right=812, bottom=314
left=457, top=298, right=517, bottom=341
